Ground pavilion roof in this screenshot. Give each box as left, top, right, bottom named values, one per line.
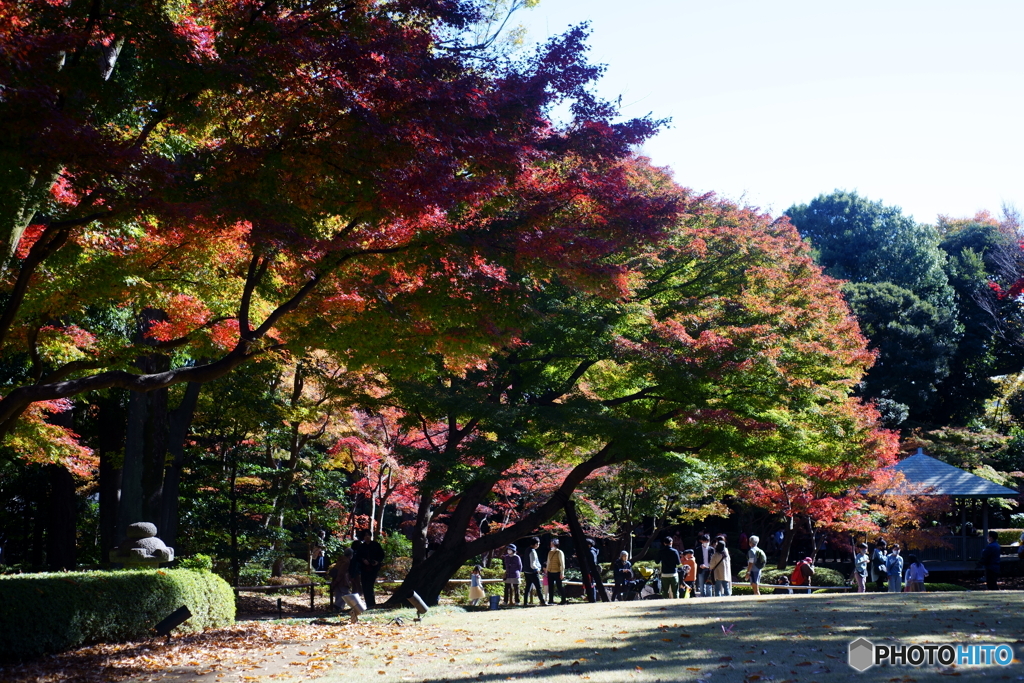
left=886, top=448, right=1018, bottom=498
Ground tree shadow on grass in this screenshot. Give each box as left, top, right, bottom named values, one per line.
left=413, top=592, right=1021, bottom=683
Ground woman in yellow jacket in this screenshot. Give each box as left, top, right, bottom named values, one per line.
left=546, top=539, right=566, bottom=605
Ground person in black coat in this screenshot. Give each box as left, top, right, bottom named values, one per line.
left=352, top=529, right=386, bottom=608
left=979, top=530, right=1001, bottom=590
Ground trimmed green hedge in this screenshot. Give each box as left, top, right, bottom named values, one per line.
left=0, top=569, right=235, bottom=662
left=739, top=566, right=847, bottom=587
left=990, top=529, right=1024, bottom=545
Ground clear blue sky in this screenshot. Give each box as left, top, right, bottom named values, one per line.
left=518, top=0, right=1024, bottom=223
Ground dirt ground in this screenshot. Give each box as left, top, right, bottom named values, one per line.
left=3, top=590, right=1022, bottom=683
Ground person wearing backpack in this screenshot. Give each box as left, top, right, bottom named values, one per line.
left=746, top=535, right=767, bottom=595
left=790, top=557, right=815, bottom=592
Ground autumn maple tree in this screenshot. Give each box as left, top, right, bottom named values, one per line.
left=0, top=0, right=678, bottom=567
left=0, top=0, right=660, bottom=448
left=323, top=171, right=894, bottom=605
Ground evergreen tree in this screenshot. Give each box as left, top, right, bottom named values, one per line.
left=787, top=191, right=959, bottom=421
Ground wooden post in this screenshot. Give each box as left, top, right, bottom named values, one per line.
left=982, top=498, right=990, bottom=540
left=960, top=500, right=967, bottom=562
left=310, top=582, right=315, bottom=611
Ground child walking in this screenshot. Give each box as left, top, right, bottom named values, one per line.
left=469, top=565, right=486, bottom=606
left=680, top=549, right=698, bottom=598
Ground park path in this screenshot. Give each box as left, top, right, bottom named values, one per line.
left=270, top=592, right=1022, bottom=683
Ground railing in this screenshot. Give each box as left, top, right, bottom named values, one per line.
left=913, top=536, right=988, bottom=562
left=234, top=582, right=317, bottom=618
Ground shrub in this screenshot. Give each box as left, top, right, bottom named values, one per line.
left=178, top=554, right=214, bottom=572
left=382, top=556, right=412, bottom=582
left=0, top=569, right=235, bottom=662
left=452, top=564, right=504, bottom=580
left=922, top=582, right=967, bottom=592
left=266, top=574, right=311, bottom=586
left=237, top=564, right=270, bottom=587
left=739, top=565, right=846, bottom=587
left=990, top=529, right=1024, bottom=545
left=280, top=557, right=310, bottom=574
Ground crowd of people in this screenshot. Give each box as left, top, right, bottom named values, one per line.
left=316, top=527, right=1013, bottom=612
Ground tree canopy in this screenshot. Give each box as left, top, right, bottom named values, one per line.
left=786, top=191, right=959, bottom=421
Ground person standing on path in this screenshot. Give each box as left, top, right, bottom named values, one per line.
left=311, top=546, right=328, bottom=572
left=612, top=550, right=632, bottom=601
left=885, top=544, right=904, bottom=593
left=696, top=533, right=714, bottom=597
left=904, top=554, right=928, bottom=592
left=853, top=543, right=869, bottom=593
left=353, top=529, right=385, bottom=608
left=502, top=544, right=522, bottom=605
left=546, top=539, right=566, bottom=605
left=585, top=538, right=601, bottom=602
left=659, top=537, right=681, bottom=599
left=870, top=539, right=888, bottom=591
left=980, top=530, right=1001, bottom=590
left=710, top=541, right=732, bottom=597
left=746, top=535, right=766, bottom=596
left=523, top=537, right=546, bottom=605
left=679, top=549, right=697, bottom=598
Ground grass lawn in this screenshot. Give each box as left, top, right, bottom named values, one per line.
left=321, top=591, right=1024, bottom=683
left=5, top=591, right=1022, bottom=682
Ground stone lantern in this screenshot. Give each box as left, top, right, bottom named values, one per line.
left=110, top=522, right=175, bottom=567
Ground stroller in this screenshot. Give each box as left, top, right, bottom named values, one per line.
left=620, top=565, right=654, bottom=600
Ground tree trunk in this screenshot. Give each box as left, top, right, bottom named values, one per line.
left=564, top=498, right=608, bottom=601
left=387, top=444, right=620, bottom=606
left=97, top=396, right=125, bottom=566
left=410, top=488, right=434, bottom=566
left=159, top=382, right=202, bottom=550
left=45, top=464, right=77, bottom=571
left=632, top=521, right=670, bottom=562
left=30, top=482, right=44, bottom=571
left=776, top=516, right=796, bottom=570
left=117, top=387, right=146, bottom=539
left=230, top=456, right=239, bottom=585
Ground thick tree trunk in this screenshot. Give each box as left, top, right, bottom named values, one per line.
left=117, top=387, right=147, bottom=539
left=564, top=499, right=608, bottom=601
left=30, top=483, right=44, bottom=571
left=410, top=489, right=434, bottom=566
left=776, top=516, right=796, bottom=571
left=387, top=444, right=620, bottom=607
left=159, top=382, right=202, bottom=549
left=229, top=456, right=239, bottom=585
left=98, top=396, right=125, bottom=566
left=45, top=464, right=77, bottom=570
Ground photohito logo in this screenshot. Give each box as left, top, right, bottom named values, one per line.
left=848, top=638, right=1016, bottom=672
